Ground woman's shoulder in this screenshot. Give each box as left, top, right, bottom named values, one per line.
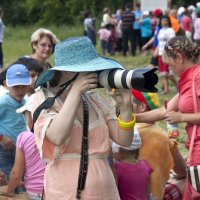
left=88, top=90, right=116, bottom=109
left=87, top=90, right=117, bottom=119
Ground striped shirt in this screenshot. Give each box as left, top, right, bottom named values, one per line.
left=121, top=10, right=135, bottom=30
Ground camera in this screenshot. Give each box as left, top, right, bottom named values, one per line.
left=35, top=67, right=158, bottom=93
left=98, top=67, right=158, bottom=93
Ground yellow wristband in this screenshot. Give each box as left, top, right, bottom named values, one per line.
left=118, top=113, right=136, bottom=130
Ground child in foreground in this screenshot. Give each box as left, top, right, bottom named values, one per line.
left=112, top=129, right=153, bottom=200
left=0, top=64, right=31, bottom=178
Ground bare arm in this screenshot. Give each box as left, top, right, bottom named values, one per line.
left=142, top=36, right=154, bottom=50
left=135, top=94, right=179, bottom=123
left=135, top=107, right=166, bottom=123
left=0, top=148, right=25, bottom=194
left=109, top=89, right=133, bottom=147
left=166, top=111, right=200, bottom=125
left=172, top=147, right=186, bottom=178
left=45, top=73, right=98, bottom=146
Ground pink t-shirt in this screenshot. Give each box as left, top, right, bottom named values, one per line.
left=181, top=16, right=192, bottom=32
left=178, top=65, right=200, bottom=165
left=98, top=28, right=111, bottom=41
left=16, top=131, right=46, bottom=194
left=114, top=160, right=153, bottom=200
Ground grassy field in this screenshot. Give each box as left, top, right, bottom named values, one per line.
left=3, top=25, right=188, bottom=156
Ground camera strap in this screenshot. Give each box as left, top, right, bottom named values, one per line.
left=76, top=94, right=89, bottom=199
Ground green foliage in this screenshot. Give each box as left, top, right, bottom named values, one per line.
left=1, top=0, right=200, bottom=25
left=0, top=0, right=132, bottom=25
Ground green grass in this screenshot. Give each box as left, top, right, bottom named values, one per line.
left=3, top=25, right=188, bottom=156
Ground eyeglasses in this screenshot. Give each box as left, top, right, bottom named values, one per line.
left=38, top=43, right=53, bottom=49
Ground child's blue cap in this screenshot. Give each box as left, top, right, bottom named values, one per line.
left=6, top=64, right=31, bottom=86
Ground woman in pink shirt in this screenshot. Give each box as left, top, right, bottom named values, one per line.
left=31, top=36, right=134, bottom=200
left=135, top=36, right=200, bottom=199
left=0, top=131, right=46, bottom=199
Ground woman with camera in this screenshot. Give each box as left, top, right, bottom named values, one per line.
left=32, top=36, right=134, bottom=199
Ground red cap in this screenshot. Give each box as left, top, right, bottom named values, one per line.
left=153, top=9, right=162, bottom=17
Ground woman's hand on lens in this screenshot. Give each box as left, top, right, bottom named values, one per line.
left=72, top=73, right=98, bottom=94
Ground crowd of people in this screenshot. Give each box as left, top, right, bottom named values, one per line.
left=0, top=2, right=200, bottom=200
left=84, top=2, right=200, bottom=95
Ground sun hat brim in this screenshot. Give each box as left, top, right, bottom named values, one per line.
left=51, top=56, right=124, bottom=72
left=35, top=56, right=124, bottom=88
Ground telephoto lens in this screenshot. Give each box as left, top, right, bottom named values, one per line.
left=98, top=67, right=158, bottom=93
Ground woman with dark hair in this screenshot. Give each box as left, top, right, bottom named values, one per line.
left=156, top=15, right=177, bottom=95
left=135, top=36, right=200, bottom=199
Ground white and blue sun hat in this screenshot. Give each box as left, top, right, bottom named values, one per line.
left=35, top=36, right=124, bottom=87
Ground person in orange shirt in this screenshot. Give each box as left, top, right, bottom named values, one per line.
left=169, top=9, right=185, bottom=36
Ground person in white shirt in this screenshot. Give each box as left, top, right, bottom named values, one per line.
left=156, top=15, right=177, bottom=95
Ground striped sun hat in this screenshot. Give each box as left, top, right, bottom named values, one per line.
left=131, top=89, right=160, bottom=110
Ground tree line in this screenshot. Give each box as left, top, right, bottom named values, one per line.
left=0, top=0, right=199, bottom=25
left=1, top=0, right=129, bottom=25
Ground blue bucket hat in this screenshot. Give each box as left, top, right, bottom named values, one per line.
left=35, top=36, right=124, bottom=87
left=6, top=64, right=31, bottom=87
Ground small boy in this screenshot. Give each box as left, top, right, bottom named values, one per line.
left=12, top=57, right=44, bottom=98
left=0, top=64, right=31, bottom=178
left=13, top=57, right=44, bottom=130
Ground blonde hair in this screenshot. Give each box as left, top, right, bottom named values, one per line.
left=31, top=28, right=59, bottom=49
